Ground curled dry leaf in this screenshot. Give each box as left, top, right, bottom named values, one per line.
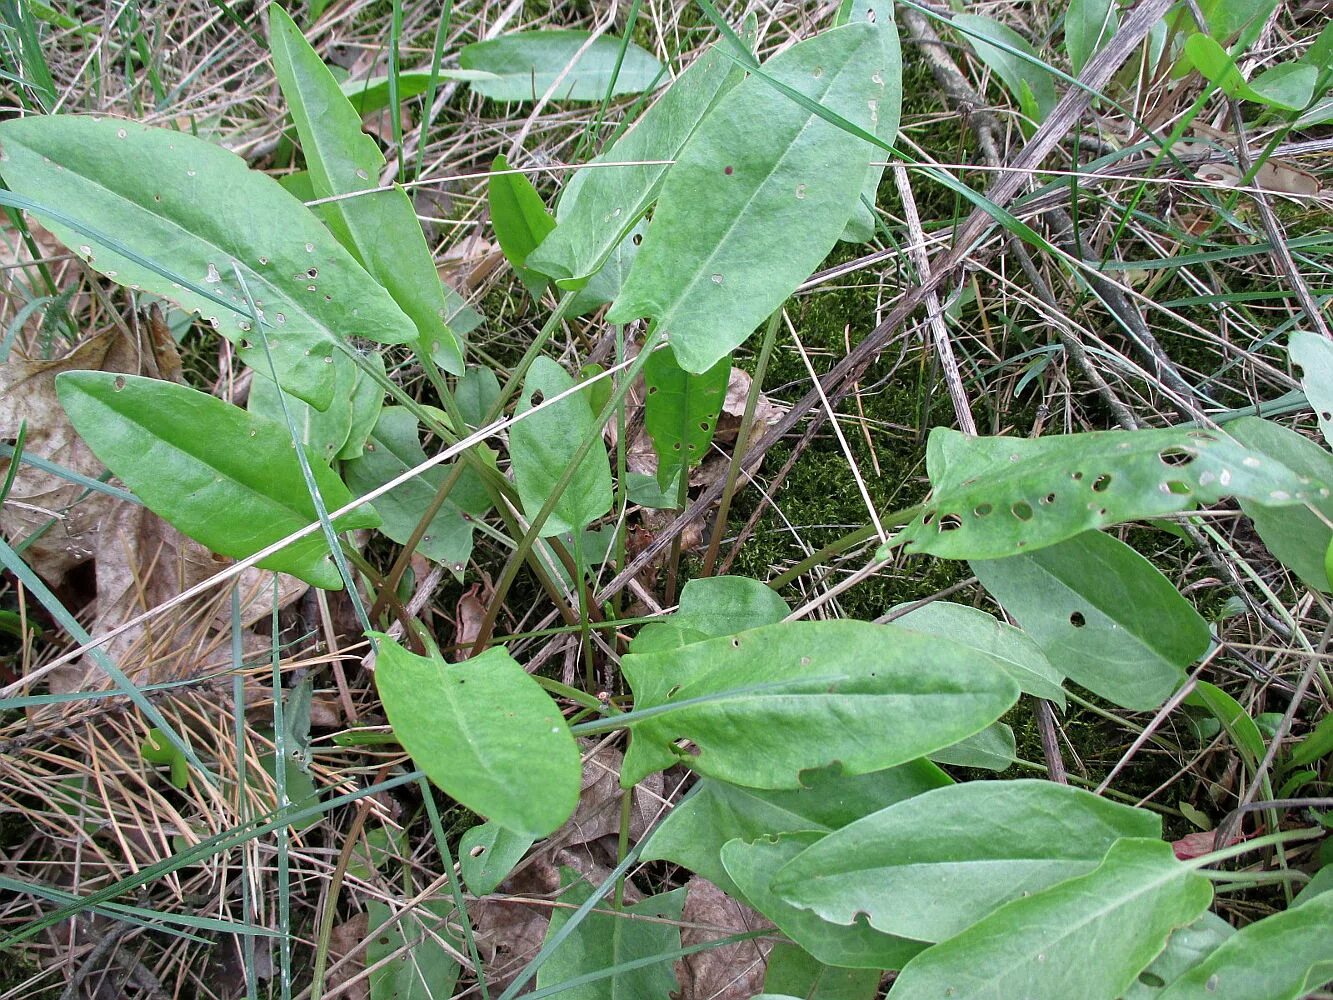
left=0, top=326, right=179, bottom=585
left=325, top=912, right=371, bottom=1000
left=675, top=876, right=771, bottom=1000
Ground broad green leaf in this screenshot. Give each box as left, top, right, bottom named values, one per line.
left=535, top=870, right=684, bottom=1000
left=1291, top=332, right=1333, bottom=445
left=0, top=114, right=416, bottom=409
left=1157, top=890, right=1333, bottom=999
left=489, top=153, right=556, bottom=297
left=366, top=899, right=460, bottom=1000
left=887, top=839, right=1213, bottom=1000
left=607, top=23, right=893, bottom=373
left=372, top=636, right=581, bottom=837
left=762, top=943, right=880, bottom=1000
left=1247, top=62, right=1318, bottom=110
left=619, top=619, right=1019, bottom=788
left=642, top=346, right=729, bottom=490
left=673, top=574, right=791, bottom=638
left=928, top=721, right=1015, bottom=771
left=1294, top=864, right=1333, bottom=905
left=509, top=357, right=613, bottom=537
left=892, top=601, right=1066, bottom=706
left=1183, top=681, right=1265, bottom=770
left=724, top=832, right=925, bottom=969
left=460, top=30, right=663, bottom=102
left=528, top=33, right=749, bottom=287
left=1289, top=711, right=1333, bottom=768
left=342, top=408, right=490, bottom=573
left=1183, top=33, right=1314, bottom=110
left=952, top=13, right=1058, bottom=122
left=268, top=5, right=464, bottom=374
left=1123, top=912, right=1234, bottom=999
left=459, top=821, right=534, bottom=896
left=247, top=349, right=356, bottom=464
left=774, top=780, right=1161, bottom=944
left=455, top=365, right=501, bottom=428
left=1226, top=417, right=1333, bottom=593
left=835, top=0, right=902, bottom=243
left=336, top=350, right=387, bottom=460
left=340, top=69, right=498, bottom=115
left=972, top=530, right=1209, bottom=710
left=1065, top=0, right=1119, bottom=75
left=641, top=761, right=951, bottom=896
left=347, top=825, right=408, bottom=882
left=898, top=426, right=1328, bottom=560
left=1195, top=0, right=1278, bottom=45
left=56, top=372, right=379, bottom=588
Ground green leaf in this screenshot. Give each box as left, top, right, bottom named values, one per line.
left=1183, top=681, right=1266, bottom=770
left=1246, top=62, right=1318, bottom=110
left=140, top=728, right=190, bottom=789
left=489, top=153, right=556, bottom=297
left=366, top=899, right=461, bottom=1000
left=509, top=356, right=613, bottom=537
left=836, top=0, right=902, bottom=243
left=1123, top=912, right=1234, bottom=999
left=1157, top=890, right=1333, bottom=999
left=455, top=365, right=501, bottom=428
left=724, top=832, right=925, bottom=969
left=641, top=761, right=951, bottom=896
left=1183, top=33, right=1314, bottom=110
left=535, top=870, right=684, bottom=1000
left=247, top=349, right=356, bottom=465
left=528, top=33, right=749, bottom=288
left=1226, top=417, right=1333, bottom=594
left=607, top=23, right=893, bottom=373
left=642, top=346, right=730, bottom=490
left=372, top=635, right=581, bottom=837
left=888, top=839, right=1212, bottom=1000
left=674, top=574, right=791, bottom=637
left=891, top=600, right=1066, bottom=706
left=972, top=530, right=1209, bottom=710
left=1288, top=711, right=1333, bottom=768
left=952, top=13, right=1058, bottom=122
left=619, top=619, right=1019, bottom=788
left=898, top=426, right=1328, bottom=560
left=773, top=780, right=1161, bottom=943
left=339, top=69, right=498, bottom=115
left=342, top=408, right=490, bottom=573
left=928, top=721, right=1015, bottom=771
left=336, top=350, right=387, bottom=461
left=55, top=372, right=379, bottom=588
left=459, top=820, right=534, bottom=896
left=0, top=114, right=415, bottom=409
left=762, top=943, right=881, bottom=1000
left=460, top=30, right=664, bottom=102
left=267, top=5, right=464, bottom=374
left=1195, top=0, right=1279, bottom=46
left=1065, top=0, right=1119, bottom=76
left=1291, top=332, right=1333, bottom=445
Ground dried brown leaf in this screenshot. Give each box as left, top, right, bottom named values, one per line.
left=676, top=877, right=771, bottom=1000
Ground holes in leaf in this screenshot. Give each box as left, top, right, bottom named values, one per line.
left=672, top=442, right=682, bottom=451
left=1091, top=473, right=1112, bottom=493
left=1039, top=493, right=1056, bottom=505
left=1071, top=471, right=1084, bottom=481
left=646, top=385, right=658, bottom=395
left=731, top=637, right=741, bottom=648
left=1011, top=501, right=1034, bottom=521
left=469, top=845, right=486, bottom=858
left=699, top=421, right=711, bottom=431
left=938, top=513, right=963, bottom=532
left=632, top=232, right=643, bottom=245
left=666, top=685, right=681, bottom=699
left=1137, top=972, right=1166, bottom=988
left=1158, top=447, right=1196, bottom=468
left=113, top=376, right=126, bottom=391
left=973, top=503, right=992, bottom=518
left=1069, top=611, right=1086, bottom=628
left=922, top=511, right=936, bottom=526
left=1164, top=480, right=1192, bottom=496
left=306, top=267, right=318, bottom=279
left=530, top=390, right=545, bottom=406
